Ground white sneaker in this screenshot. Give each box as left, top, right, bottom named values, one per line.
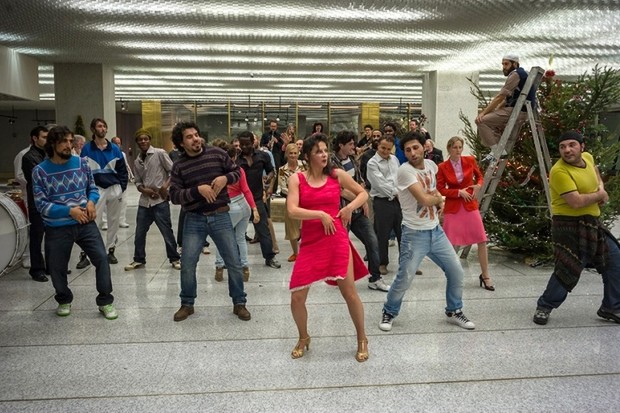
left=171, top=260, right=181, bottom=270
left=119, top=223, right=130, bottom=228
left=389, top=239, right=396, bottom=247
left=446, top=310, right=475, bottom=330
left=379, top=311, right=394, bottom=331
left=101, top=223, right=108, bottom=231
left=368, top=279, right=390, bottom=292
left=56, top=303, right=71, bottom=317
left=124, top=261, right=145, bottom=271
left=99, top=304, right=118, bottom=320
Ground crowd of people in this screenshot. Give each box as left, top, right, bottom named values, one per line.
left=11, top=59, right=620, bottom=362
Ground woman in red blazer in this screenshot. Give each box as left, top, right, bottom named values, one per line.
left=436, top=136, right=494, bottom=291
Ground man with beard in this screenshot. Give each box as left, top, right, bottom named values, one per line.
left=475, top=54, right=536, bottom=156
left=32, top=126, right=116, bottom=319
left=379, top=131, right=474, bottom=332
left=76, top=118, right=128, bottom=267
left=124, top=129, right=181, bottom=272
left=169, top=121, right=251, bottom=322
left=532, top=131, right=620, bottom=325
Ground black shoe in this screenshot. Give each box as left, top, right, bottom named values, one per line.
left=76, top=252, right=90, bottom=269
left=597, top=307, right=620, bottom=323
left=533, top=308, right=551, bottom=325
left=265, top=258, right=281, bottom=269
left=31, top=274, right=49, bottom=282
left=108, top=248, right=118, bottom=264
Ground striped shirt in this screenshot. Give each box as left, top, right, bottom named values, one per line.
left=169, top=146, right=240, bottom=214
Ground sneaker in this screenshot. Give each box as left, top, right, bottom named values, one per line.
left=107, top=248, right=118, bottom=264
left=98, top=304, right=118, bottom=320
left=233, top=304, right=251, bottom=321
left=368, top=278, right=390, bottom=292
left=173, top=305, right=194, bottom=322
left=447, top=310, right=475, bottom=330
left=202, top=246, right=210, bottom=255
left=101, top=223, right=108, bottom=231
left=243, top=266, right=250, bottom=282
left=379, top=311, right=394, bottom=331
left=124, top=261, right=145, bottom=271
left=266, top=258, right=281, bottom=269
left=119, top=223, right=130, bottom=228
left=379, top=265, right=388, bottom=275
left=596, top=307, right=620, bottom=323
left=482, top=153, right=497, bottom=163
left=215, top=267, right=224, bottom=282
left=389, top=239, right=396, bottom=247
left=56, top=303, right=71, bottom=317
left=533, top=308, right=551, bottom=325
left=76, top=252, right=90, bottom=269
left=171, top=260, right=181, bottom=270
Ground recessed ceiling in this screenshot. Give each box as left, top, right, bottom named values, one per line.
left=1, top=0, right=620, bottom=104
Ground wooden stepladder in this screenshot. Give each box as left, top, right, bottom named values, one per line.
left=461, top=66, right=552, bottom=258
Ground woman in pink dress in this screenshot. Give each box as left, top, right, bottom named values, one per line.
left=287, top=133, right=369, bottom=362
left=436, top=136, right=494, bottom=290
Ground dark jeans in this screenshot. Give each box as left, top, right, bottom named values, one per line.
left=373, top=197, right=402, bottom=266
left=45, top=221, right=113, bottom=306
left=349, top=211, right=381, bottom=282
left=252, top=199, right=275, bottom=261
left=177, top=208, right=209, bottom=249
left=28, top=210, right=46, bottom=278
left=537, top=233, right=620, bottom=312
left=134, top=202, right=180, bottom=263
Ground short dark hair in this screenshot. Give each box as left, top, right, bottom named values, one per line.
left=45, top=126, right=73, bottom=158
left=171, top=121, right=200, bottom=152
left=333, top=130, right=356, bottom=151
left=302, top=133, right=334, bottom=176
left=30, top=126, right=48, bottom=140
left=363, top=124, right=373, bottom=130
left=384, top=122, right=397, bottom=131
left=237, top=130, right=254, bottom=142
left=379, top=136, right=395, bottom=146
left=400, top=131, right=426, bottom=152
left=89, top=118, right=107, bottom=132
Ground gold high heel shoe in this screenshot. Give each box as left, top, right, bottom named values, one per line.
left=291, top=337, right=311, bottom=359
left=355, top=338, right=369, bottom=362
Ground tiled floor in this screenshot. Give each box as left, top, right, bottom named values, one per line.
left=1, top=187, right=619, bottom=412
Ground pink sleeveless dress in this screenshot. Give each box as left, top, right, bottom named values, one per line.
left=289, top=173, right=368, bottom=291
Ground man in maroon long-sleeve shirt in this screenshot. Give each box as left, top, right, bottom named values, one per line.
left=169, top=121, right=251, bottom=322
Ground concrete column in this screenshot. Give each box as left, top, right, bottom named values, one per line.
left=0, top=45, right=39, bottom=100
left=54, top=63, right=116, bottom=137
left=422, top=71, right=479, bottom=154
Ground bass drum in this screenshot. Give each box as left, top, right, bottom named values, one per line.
left=0, top=193, right=29, bottom=274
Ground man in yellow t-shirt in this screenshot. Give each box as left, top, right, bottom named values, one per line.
left=533, top=131, right=620, bottom=325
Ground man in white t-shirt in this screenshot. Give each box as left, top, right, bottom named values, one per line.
left=379, top=131, right=475, bottom=331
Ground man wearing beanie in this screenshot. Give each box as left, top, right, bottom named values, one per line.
left=124, top=129, right=181, bottom=271
left=475, top=54, right=536, bottom=158
left=533, top=130, right=620, bottom=325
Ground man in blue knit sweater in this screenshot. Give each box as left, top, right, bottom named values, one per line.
left=32, top=126, right=117, bottom=319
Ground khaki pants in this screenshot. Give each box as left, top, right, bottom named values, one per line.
left=477, top=107, right=526, bottom=147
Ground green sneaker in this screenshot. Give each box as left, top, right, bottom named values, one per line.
left=56, top=303, right=71, bottom=317
left=98, top=304, right=118, bottom=320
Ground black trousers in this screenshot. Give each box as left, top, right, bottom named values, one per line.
left=372, top=197, right=402, bottom=266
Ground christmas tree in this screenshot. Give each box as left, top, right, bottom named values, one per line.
left=74, top=115, right=87, bottom=136
left=460, top=65, right=620, bottom=258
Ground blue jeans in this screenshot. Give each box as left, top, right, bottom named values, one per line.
left=133, top=202, right=180, bottom=263
left=215, top=195, right=251, bottom=268
left=537, top=234, right=620, bottom=311
left=180, top=211, right=246, bottom=306
left=45, top=221, right=113, bottom=306
left=350, top=211, right=381, bottom=281
left=384, top=225, right=464, bottom=316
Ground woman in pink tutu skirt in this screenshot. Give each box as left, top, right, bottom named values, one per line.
left=286, top=133, right=369, bottom=362
left=436, top=136, right=495, bottom=291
